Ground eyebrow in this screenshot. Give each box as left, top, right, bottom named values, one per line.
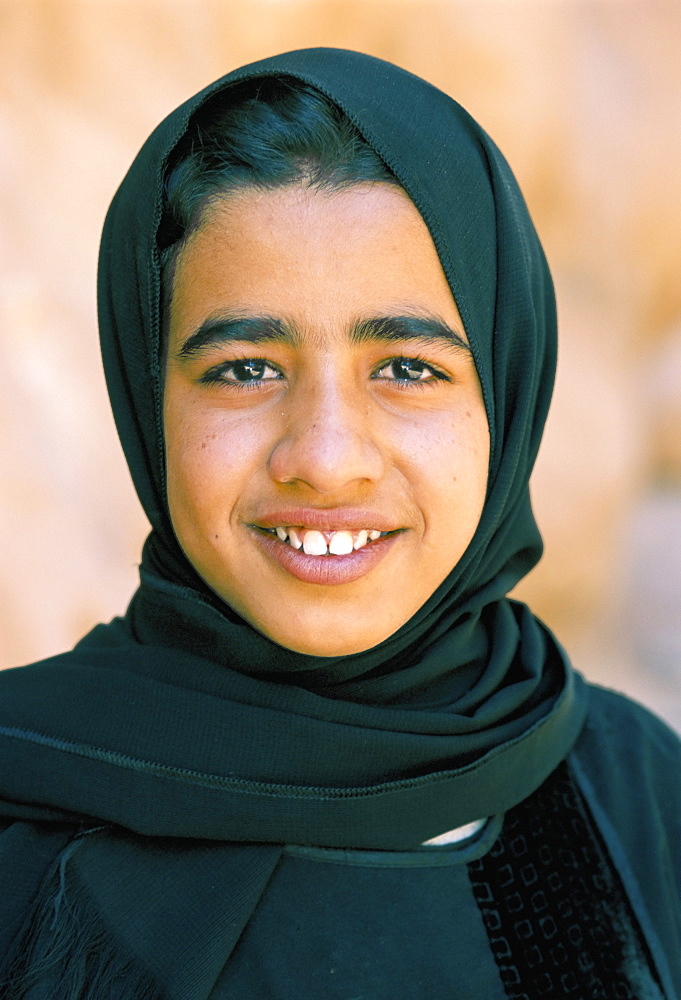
left=353, top=316, right=470, bottom=353
left=176, top=316, right=293, bottom=358
left=174, top=313, right=470, bottom=360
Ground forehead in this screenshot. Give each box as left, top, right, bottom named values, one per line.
left=168, top=182, right=468, bottom=347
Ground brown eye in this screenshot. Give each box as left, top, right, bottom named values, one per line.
left=374, top=358, right=447, bottom=383
left=199, top=359, right=283, bottom=386
left=230, top=360, right=270, bottom=381
left=389, top=359, right=427, bottom=381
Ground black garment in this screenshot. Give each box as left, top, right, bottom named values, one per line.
left=218, top=760, right=666, bottom=999
left=0, top=48, right=679, bottom=999
left=1, top=689, right=679, bottom=997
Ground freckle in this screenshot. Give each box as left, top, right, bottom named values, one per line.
left=466, top=410, right=471, bottom=418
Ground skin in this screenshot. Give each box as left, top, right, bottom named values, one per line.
left=164, top=182, right=490, bottom=656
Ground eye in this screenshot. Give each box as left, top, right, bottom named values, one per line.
left=199, top=359, right=283, bottom=386
left=373, top=357, right=448, bottom=383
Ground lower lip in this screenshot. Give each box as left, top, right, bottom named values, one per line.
left=251, top=529, right=401, bottom=585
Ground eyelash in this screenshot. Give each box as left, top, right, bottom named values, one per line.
left=198, top=356, right=451, bottom=389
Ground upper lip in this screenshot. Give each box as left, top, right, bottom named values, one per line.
left=251, top=508, right=402, bottom=532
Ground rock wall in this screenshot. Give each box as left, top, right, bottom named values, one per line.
left=1, top=0, right=679, bottom=728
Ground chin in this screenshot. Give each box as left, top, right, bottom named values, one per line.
left=262, top=626, right=387, bottom=659
left=203, top=565, right=414, bottom=658
left=240, top=608, right=400, bottom=659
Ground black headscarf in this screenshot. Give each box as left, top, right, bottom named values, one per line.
left=105, top=47, right=557, bottom=696
left=2, top=47, right=586, bottom=849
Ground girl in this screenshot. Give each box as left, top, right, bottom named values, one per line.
left=1, top=48, right=679, bottom=999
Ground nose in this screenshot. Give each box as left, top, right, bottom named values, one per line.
left=268, top=379, right=385, bottom=493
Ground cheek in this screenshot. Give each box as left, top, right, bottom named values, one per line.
left=400, top=407, right=489, bottom=498
left=164, top=400, right=269, bottom=524
left=409, top=413, right=489, bottom=569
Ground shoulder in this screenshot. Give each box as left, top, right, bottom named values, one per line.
left=572, top=682, right=681, bottom=828
left=575, top=682, right=681, bottom=789
left=569, top=682, right=681, bottom=982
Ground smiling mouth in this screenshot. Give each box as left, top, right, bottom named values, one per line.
left=259, top=526, right=391, bottom=555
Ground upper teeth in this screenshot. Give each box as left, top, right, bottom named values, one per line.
left=272, top=527, right=384, bottom=555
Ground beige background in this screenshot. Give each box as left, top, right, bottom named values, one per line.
left=1, top=0, right=680, bottom=730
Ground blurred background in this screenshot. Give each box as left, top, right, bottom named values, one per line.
left=1, top=0, right=680, bottom=730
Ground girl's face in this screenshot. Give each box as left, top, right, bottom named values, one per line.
left=164, top=183, right=490, bottom=656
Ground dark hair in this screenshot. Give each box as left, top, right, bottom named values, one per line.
left=158, top=77, right=399, bottom=287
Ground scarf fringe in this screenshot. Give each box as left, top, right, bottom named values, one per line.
left=1, top=836, right=163, bottom=1000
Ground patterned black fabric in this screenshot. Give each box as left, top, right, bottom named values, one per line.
left=468, top=763, right=664, bottom=999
